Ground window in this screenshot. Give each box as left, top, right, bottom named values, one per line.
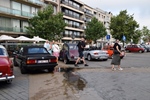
left=22, top=4, right=30, bottom=17
left=0, top=48, right=8, bottom=56
left=12, top=1, right=21, bottom=15
left=28, top=48, right=48, bottom=54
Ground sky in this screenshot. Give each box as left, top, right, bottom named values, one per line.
left=80, top=0, right=150, bottom=29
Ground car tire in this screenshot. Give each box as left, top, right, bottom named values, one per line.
left=48, top=67, right=54, bottom=72
left=139, top=50, right=142, bottom=53
left=20, top=63, right=27, bottom=74
left=126, top=50, right=130, bottom=52
left=64, top=56, right=69, bottom=64
left=13, top=58, right=18, bottom=67
left=87, top=54, right=92, bottom=61
left=103, top=59, right=108, bottom=61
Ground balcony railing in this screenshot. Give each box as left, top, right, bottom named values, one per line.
left=85, top=12, right=93, bottom=17
left=64, top=13, right=84, bottom=21
left=0, top=6, right=35, bottom=18
left=0, top=26, right=27, bottom=33
left=28, top=0, right=45, bottom=6
left=66, top=24, right=84, bottom=30
left=61, top=1, right=84, bottom=12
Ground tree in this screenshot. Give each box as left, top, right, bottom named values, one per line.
left=110, top=10, right=140, bottom=43
left=85, top=17, right=107, bottom=43
left=141, top=26, right=150, bottom=43
left=26, top=5, right=66, bottom=40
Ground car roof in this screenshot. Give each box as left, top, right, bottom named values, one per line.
left=0, top=45, right=6, bottom=49
left=22, top=45, right=44, bottom=49
left=64, top=43, right=77, bottom=46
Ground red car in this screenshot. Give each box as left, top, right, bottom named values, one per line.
left=125, top=44, right=145, bottom=53
left=59, top=43, right=79, bottom=64
left=0, top=45, right=15, bottom=83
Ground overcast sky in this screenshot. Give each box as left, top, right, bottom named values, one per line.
left=81, top=0, right=150, bottom=29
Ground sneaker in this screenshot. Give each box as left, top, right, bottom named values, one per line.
left=112, top=68, right=116, bottom=71
left=84, top=64, right=88, bottom=66
left=74, top=64, right=79, bottom=67
left=118, top=68, right=123, bottom=71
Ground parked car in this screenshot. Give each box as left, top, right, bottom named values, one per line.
left=0, top=45, right=15, bottom=83
left=103, top=45, right=125, bottom=59
left=59, top=43, right=79, bottom=64
left=13, top=45, right=58, bottom=74
left=140, top=44, right=150, bottom=52
left=102, top=45, right=114, bottom=58
left=83, top=46, right=109, bottom=61
left=125, top=44, right=145, bottom=53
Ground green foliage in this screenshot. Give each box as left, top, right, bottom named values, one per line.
left=141, top=26, right=150, bottom=42
left=85, top=17, right=107, bottom=43
left=110, top=10, right=140, bottom=43
left=26, top=5, right=66, bottom=40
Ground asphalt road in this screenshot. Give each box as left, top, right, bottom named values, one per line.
left=0, top=52, right=150, bottom=100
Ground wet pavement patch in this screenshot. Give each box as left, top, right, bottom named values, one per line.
left=63, top=68, right=87, bottom=91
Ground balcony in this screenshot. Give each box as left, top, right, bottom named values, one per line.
left=44, top=0, right=58, bottom=5
left=61, top=1, right=83, bottom=12
left=85, top=12, right=93, bottom=17
left=18, top=0, right=45, bottom=7
left=0, top=26, right=27, bottom=33
left=0, top=6, right=35, bottom=18
left=63, top=13, right=83, bottom=20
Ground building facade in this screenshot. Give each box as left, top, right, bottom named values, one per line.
left=0, top=0, right=112, bottom=43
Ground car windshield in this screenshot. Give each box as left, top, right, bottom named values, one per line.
left=28, top=47, right=48, bottom=54
left=69, top=45, right=78, bottom=50
left=0, top=48, right=8, bottom=56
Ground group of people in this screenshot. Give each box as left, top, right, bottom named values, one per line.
left=44, top=40, right=60, bottom=62
left=44, top=38, right=124, bottom=71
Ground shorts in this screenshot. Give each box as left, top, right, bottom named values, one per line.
left=53, top=52, right=59, bottom=57
left=79, top=51, right=84, bottom=58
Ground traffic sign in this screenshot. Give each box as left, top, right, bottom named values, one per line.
left=122, top=35, right=126, bottom=41
left=106, top=35, right=110, bottom=40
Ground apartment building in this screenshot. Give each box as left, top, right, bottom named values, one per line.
left=60, top=0, right=85, bottom=43
left=0, top=0, right=45, bottom=37
left=0, top=0, right=112, bottom=43
left=93, top=8, right=113, bottom=43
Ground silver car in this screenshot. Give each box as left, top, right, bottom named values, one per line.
left=83, top=48, right=109, bottom=61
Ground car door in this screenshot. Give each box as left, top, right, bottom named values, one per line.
left=133, top=45, right=138, bottom=52
left=16, top=48, right=24, bottom=66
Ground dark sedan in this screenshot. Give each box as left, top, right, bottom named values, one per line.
left=13, top=45, right=58, bottom=74
left=59, top=43, right=79, bottom=64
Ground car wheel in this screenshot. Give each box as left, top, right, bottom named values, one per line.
left=48, top=67, right=54, bottom=72
left=139, top=50, right=142, bottom=53
left=13, top=58, right=18, bottom=66
left=20, top=63, right=27, bottom=74
left=126, top=50, right=130, bottom=52
left=64, top=57, right=69, bottom=64
left=87, top=54, right=92, bottom=61
left=103, top=59, right=108, bottom=61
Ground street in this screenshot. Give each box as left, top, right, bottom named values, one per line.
left=0, top=52, right=150, bottom=100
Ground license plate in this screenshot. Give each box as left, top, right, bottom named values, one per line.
left=38, top=60, right=48, bottom=63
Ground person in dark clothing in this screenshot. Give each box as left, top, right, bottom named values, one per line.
left=75, top=38, right=88, bottom=67
left=111, top=39, right=123, bottom=71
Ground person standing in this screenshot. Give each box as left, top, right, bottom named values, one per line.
left=44, top=40, right=50, bottom=51
left=52, top=41, right=60, bottom=63
left=111, top=39, right=123, bottom=71
left=74, top=37, right=88, bottom=67
left=48, top=41, right=53, bottom=55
